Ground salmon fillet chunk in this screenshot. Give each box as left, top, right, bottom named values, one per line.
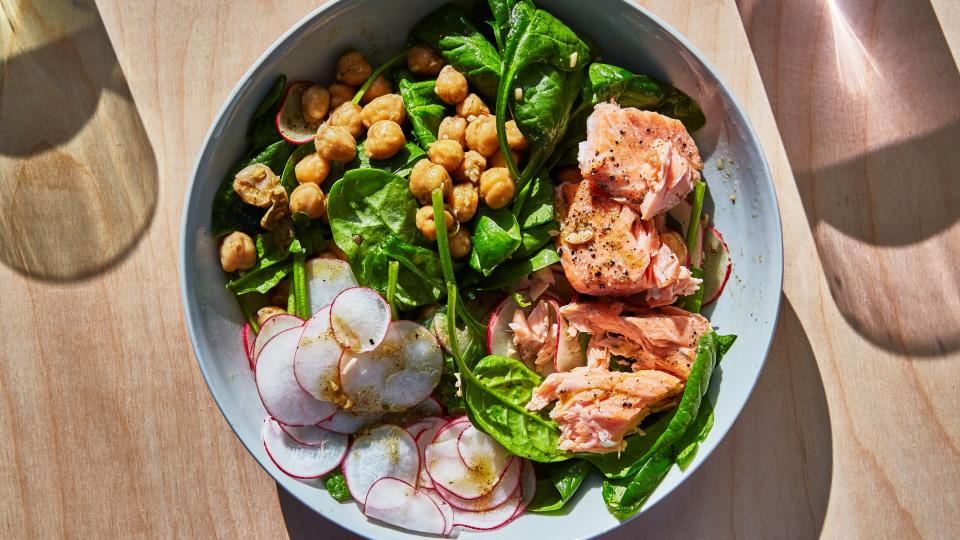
left=556, top=180, right=701, bottom=302
left=527, top=367, right=683, bottom=453
left=578, top=102, right=702, bottom=219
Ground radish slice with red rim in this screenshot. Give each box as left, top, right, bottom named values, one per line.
left=339, top=321, right=442, bottom=412
left=242, top=323, right=255, bottom=370
left=294, top=306, right=344, bottom=403
left=253, top=314, right=303, bottom=368
left=275, top=81, right=317, bottom=144
left=512, top=459, right=537, bottom=521
left=316, top=409, right=381, bottom=434
left=305, top=258, right=358, bottom=315
left=256, top=327, right=337, bottom=426
left=434, top=457, right=520, bottom=511
left=409, top=417, right=448, bottom=488
left=343, top=424, right=419, bottom=501
left=550, top=299, right=585, bottom=372
left=457, top=425, right=512, bottom=475
left=426, top=422, right=511, bottom=500
left=701, top=225, right=732, bottom=306
left=262, top=417, right=347, bottom=479
left=278, top=422, right=340, bottom=446
left=330, top=287, right=391, bottom=352
left=486, top=295, right=526, bottom=358
left=423, top=488, right=455, bottom=536
left=452, top=486, right=522, bottom=531
left=362, top=478, right=448, bottom=535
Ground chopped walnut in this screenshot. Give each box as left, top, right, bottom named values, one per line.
left=233, top=163, right=280, bottom=207
left=260, top=185, right=289, bottom=230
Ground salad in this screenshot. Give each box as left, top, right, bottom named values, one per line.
left=210, top=0, right=735, bottom=534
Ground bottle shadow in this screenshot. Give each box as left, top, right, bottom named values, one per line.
left=606, top=296, right=833, bottom=538
left=737, top=0, right=960, bottom=356
left=0, top=0, right=157, bottom=282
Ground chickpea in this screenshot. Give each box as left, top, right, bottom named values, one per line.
left=415, top=205, right=456, bottom=241
left=448, top=228, right=472, bottom=259
left=329, top=83, right=355, bottom=110
left=659, top=231, right=688, bottom=264
left=434, top=65, right=468, bottom=105
left=504, top=120, right=529, bottom=150
left=315, top=124, right=356, bottom=162
left=438, top=116, right=467, bottom=147
left=479, top=167, right=516, bottom=209
left=294, top=152, right=330, bottom=184
left=219, top=231, right=256, bottom=272
left=487, top=148, right=521, bottom=170
left=407, top=45, right=445, bottom=76
left=361, top=94, right=406, bottom=128
left=409, top=159, right=453, bottom=205
left=456, top=93, right=489, bottom=120
left=453, top=150, right=486, bottom=184
left=449, top=182, right=478, bottom=223
left=328, top=102, right=364, bottom=138
left=257, top=306, right=287, bottom=327
left=290, top=183, right=326, bottom=220
left=428, top=139, right=464, bottom=172
left=336, top=51, right=372, bottom=86
left=360, top=75, right=392, bottom=104
left=364, top=120, right=406, bottom=160
left=465, top=114, right=499, bottom=156
left=554, top=165, right=582, bottom=184
left=301, top=85, right=331, bottom=124
left=233, top=163, right=279, bottom=207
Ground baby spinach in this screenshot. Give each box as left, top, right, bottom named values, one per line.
left=512, top=221, right=557, bottom=260
left=528, top=460, right=592, bottom=513
left=412, top=5, right=502, bottom=97
left=475, top=244, right=559, bottom=291
left=395, top=70, right=448, bottom=147
left=355, top=141, right=426, bottom=178
left=674, top=334, right=736, bottom=469
left=279, top=143, right=316, bottom=194
left=682, top=181, right=706, bottom=312
left=469, top=206, right=522, bottom=275
left=435, top=354, right=466, bottom=416
left=226, top=261, right=292, bottom=295
left=516, top=169, right=555, bottom=229
left=353, top=49, right=409, bottom=105
left=487, top=0, right=517, bottom=50
left=322, top=469, right=352, bottom=502
left=211, top=139, right=295, bottom=237
left=248, top=75, right=286, bottom=152
left=327, top=169, right=443, bottom=309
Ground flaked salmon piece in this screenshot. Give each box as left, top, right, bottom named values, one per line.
left=561, top=302, right=710, bottom=379
left=526, top=366, right=683, bottom=453
left=509, top=300, right=557, bottom=372
left=556, top=180, right=701, bottom=302
left=578, top=102, right=702, bottom=219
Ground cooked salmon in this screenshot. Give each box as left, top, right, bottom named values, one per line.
left=578, top=102, right=702, bottom=219
left=561, top=301, right=710, bottom=379
left=526, top=366, right=683, bottom=453
left=556, top=180, right=701, bottom=303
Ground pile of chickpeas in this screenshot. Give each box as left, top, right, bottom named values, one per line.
left=405, top=45, right=528, bottom=260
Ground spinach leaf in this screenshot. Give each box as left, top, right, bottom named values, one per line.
left=322, top=469, right=351, bottom=502
left=395, top=70, right=448, bottom=147
left=356, top=141, right=426, bottom=178
left=248, top=75, right=286, bottom=152
left=487, top=0, right=518, bottom=50
left=291, top=212, right=327, bottom=257
left=682, top=181, right=706, bottom=312
left=278, top=143, right=316, bottom=194
left=582, top=411, right=675, bottom=479
left=512, top=221, right=557, bottom=260
left=516, top=169, right=555, bottom=229
left=226, top=261, right=292, bottom=295
left=475, top=245, right=559, bottom=291
left=601, top=332, right=723, bottom=519
left=412, top=5, right=502, bottom=97
left=528, top=460, right=592, bottom=513
left=461, top=355, right=570, bottom=462
left=675, top=399, right=714, bottom=470
left=584, top=62, right=705, bottom=132
left=327, top=169, right=443, bottom=310
left=469, top=206, right=522, bottom=275
left=434, top=355, right=466, bottom=416
left=211, top=139, right=295, bottom=237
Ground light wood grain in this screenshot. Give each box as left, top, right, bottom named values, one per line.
left=0, top=0, right=956, bottom=538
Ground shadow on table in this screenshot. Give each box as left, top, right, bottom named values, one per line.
left=0, top=0, right=157, bottom=282
left=605, top=296, right=833, bottom=538
left=737, top=0, right=960, bottom=356
left=277, top=484, right=362, bottom=540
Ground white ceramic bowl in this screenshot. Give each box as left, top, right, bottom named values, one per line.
left=180, top=1, right=783, bottom=538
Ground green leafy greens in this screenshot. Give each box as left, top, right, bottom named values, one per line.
left=412, top=5, right=502, bottom=97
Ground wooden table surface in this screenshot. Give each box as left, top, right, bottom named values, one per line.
left=1, top=0, right=957, bottom=537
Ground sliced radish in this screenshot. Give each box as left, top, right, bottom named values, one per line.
left=431, top=310, right=472, bottom=356
left=278, top=422, right=341, bottom=446
left=410, top=417, right=449, bottom=488
left=363, top=478, right=447, bottom=535
left=426, top=422, right=512, bottom=500
left=667, top=199, right=693, bottom=235
left=275, top=81, right=317, bottom=144
left=253, top=314, right=304, bottom=368
left=294, top=306, right=344, bottom=403
left=243, top=323, right=255, bottom=370
left=305, top=258, right=359, bottom=315
left=432, top=416, right=471, bottom=444
left=423, top=489, right=455, bottom=536
left=512, top=459, right=537, bottom=521
left=339, top=320, right=442, bottom=412
left=702, top=225, right=732, bottom=306
left=343, top=424, right=419, bottom=501
left=330, top=287, right=391, bottom=352
left=317, top=409, right=381, bottom=434
left=690, top=217, right=706, bottom=268
left=452, top=486, right=522, bottom=531
left=434, top=457, right=520, bottom=511
left=256, top=327, right=337, bottom=426
left=550, top=300, right=584, bottom=372
left=262, top=416, right=347, bottom=479
left=487, top=295, right=525, bottom=358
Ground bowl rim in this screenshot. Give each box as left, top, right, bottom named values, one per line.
left=179, top=1, right=784, bottom=538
